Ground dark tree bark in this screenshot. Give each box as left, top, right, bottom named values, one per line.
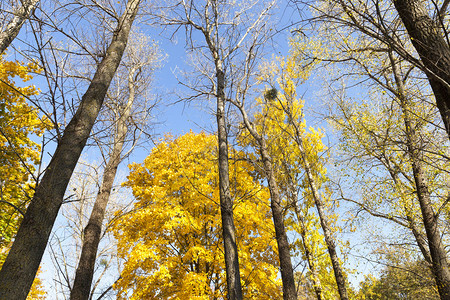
left=0, top=0, right=39, bottom=54
left=70, top=65, right=138, bottom=300
left=302, top=163, right=348, bottom=300
left=292, top=201, right=323, bottom=300
left=0, top=0, right=140, bottom=298
left=390, top=52, right=450, bottom=300
left=393, top=0, right=450, bottom=138
left=216, top=64, right=243, bottom=300
left=238, top=107, right=298, bottom=300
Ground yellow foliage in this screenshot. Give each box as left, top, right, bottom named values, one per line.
left=26, top=268, right=47, bottom=300
left=0, top=52, right=50, bottom=263
left=113, top=131, right=282, bottom=299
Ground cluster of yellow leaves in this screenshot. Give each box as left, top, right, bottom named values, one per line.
left=113, top=131, right=282, bottom=299
left=0, top=53, right=48, bottom=298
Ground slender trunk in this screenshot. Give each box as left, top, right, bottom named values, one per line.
left=386, top=163, right=433, bottom=264
left=70, top=66, right=137, bottom=300
left=385, top=159, right=433, bottom=264
left=238, top=108, right=297, bottom=300
left=292, top=198, right=323, bottom=300
left=0, top=0, right=39, bottom=54
left=407, top=214, right=433, bottom=265
left=260, top=144, right=298, bottom=300
left=0, top=1, right=140, bottom=298
left=390, top=52, right=450, bottom=299
left=300, top=159, right=348, bottom=300
left=216, top=66, right=243, bottom=300
left=285, top=116, right=348, bottom=299
left=393, top=0, right=450, bottom=139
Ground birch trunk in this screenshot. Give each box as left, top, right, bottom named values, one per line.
left=0, top=0, right=39, bottom=54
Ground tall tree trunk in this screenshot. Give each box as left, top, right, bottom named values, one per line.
left=292, top=197, right=323, bottom=300
left=0, top=1, right=140, bottom=298
left=283, top=106, right=348, bottom=299
left=393, top=0, right=450, bottom=138
left=216, top=66, right=243, bottom=300
left=238, top=107, right=297, bottom=300
left=390, top=52, right=450, bottom=299
left=259, top=144, right=298, bottom=300
left=299, top=156, right=348, bottom=300
left=283, top=111, right=348, bottom=299
left=0, top=0, right=39, bottom=54
left=70, top=66, right=137, bottom=300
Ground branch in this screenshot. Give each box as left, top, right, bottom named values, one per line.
left=0, top=199, right=25, bottom=216
left=439, top=0, right=450, bottom=20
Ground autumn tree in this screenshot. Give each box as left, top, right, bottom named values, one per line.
left=293, top=0, right=450, bottom=138
left=0, top=53, right=44, bottom=262
left=113, top=131, right=282, bottom=299
left=358, top=252, right=439, bottom=300
left=236, top=46, right=349, bottom=299
left=310, top=27, right=448, bottom=296
left=157, top=1, right=280, bottom=298
left=289, top=2, right=450, bottom=296
left=0, top=0, right=141, bottom=298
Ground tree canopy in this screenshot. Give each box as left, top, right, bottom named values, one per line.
left=113, top=131, right=282, bottom=299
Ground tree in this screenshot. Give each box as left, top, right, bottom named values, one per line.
left=358, top=255, right=439, bottom=300
left=48, top=161, right=128, bottom=299
left=70, top=33, right=161, bottom=300
left=294, top=0, right=450, bottom=139
left=158, top=1, right=279, bottom=298
left=315, top=31, right=450, bottom=297
left=290, top=2, right=450, bottom=296
left=113, top=131, right=282, bottom=299
left=0, top=0, right=40, bottom=54
left=0, top=0, right=141, bottom=298
left=236, top=48, right=349, bottom=299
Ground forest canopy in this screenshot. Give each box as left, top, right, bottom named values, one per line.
left=0, top=0, right=449, bottom=299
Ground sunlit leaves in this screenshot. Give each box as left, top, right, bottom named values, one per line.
left=113, top=131, right=281, bottom=299
left=0, top=53, right=49, bottom=264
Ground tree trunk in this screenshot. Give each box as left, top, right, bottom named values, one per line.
left=216, top=66, right=243, bottom=300
left=0, top=1, right=140, bottom=298
left=289, top=119, right=348, bottom=300
left=390, top=52, right=450, bottom=300
left=70, top=66, right=137, bottom=300
left=292, top=198, right=323, bottom=300
left=300, top=159, right=348, bottom=300
left=259, top=144, right=298, bottom=300
left=0, top=0, right=40, bottom=54
left=238, top=107, right=297, bottom=300
left=393, top=0, right=450, bottom=138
